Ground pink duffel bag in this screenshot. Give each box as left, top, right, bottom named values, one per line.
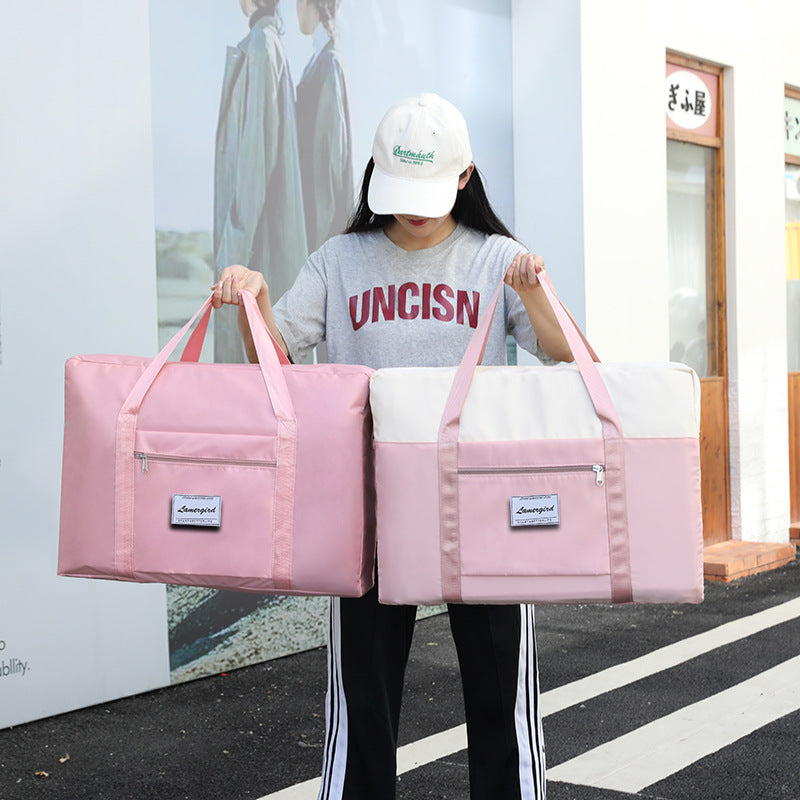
left=58, top=291, right=375, bottom=596
left=370, top=269, right=704, bottom=606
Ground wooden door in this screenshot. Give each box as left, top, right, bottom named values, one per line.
left=699, top=135, right=730, bottom=545
left=790, top=373, right=800, bottom=523
left=700, top=377, right=731, bottom=544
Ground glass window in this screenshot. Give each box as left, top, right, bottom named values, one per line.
left=667, top=139, right=718, bottom=378
left=787, top=164, right=800, bottom=372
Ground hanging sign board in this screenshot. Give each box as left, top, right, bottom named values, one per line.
left=786, top=95, right=800, bottom=158
left=666, top=63, right=719, bottom=138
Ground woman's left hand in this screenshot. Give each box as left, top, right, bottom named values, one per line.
left=503, top=250, right=573, bottom=362
left=504, top=252, right=545, bottom=296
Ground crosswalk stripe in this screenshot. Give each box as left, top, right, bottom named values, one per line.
left=258, top=721, right=471, bottom=797
left=257, top=597, right=800, bottom=800
left=542, top=596, right=800, bottom=715
left=547, top=654, right=800, bottom=792
left=258, top=776, right=319, bottom=799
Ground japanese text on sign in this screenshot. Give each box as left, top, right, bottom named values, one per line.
left=666, top=70, right=713, bottom=131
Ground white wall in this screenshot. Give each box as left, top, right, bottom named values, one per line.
left=512, top=0, right=795, bottom=543
left=715, top=27, right=790, bottom=544
left=578, top=1, right=670, bottom=363
left=0, top=2, right=170, bottom=727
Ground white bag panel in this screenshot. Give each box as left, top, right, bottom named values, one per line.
left=370, top=362, right=701, bottom=443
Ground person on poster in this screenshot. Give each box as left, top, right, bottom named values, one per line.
left=213, top=94, right=572, bottom=799
left=213, top=0, right=308, bottom=363
left=295, top=0, right=354, bottom=253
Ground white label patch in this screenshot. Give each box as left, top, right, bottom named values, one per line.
left=510, top=494, right=560, bottom=527
left=171, top=495, right=222, bottom=527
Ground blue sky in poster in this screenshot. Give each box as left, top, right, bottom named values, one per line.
left=148, top=0, right=514, bottom=232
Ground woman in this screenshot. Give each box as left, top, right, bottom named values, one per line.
left=213, top=0, right=307, bottom=362
left=214, top=93, right=572, bottom=800
left=295, top=0, right=354, bottom=253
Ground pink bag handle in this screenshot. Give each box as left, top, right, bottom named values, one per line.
left=180, top=300, right=291, bottom=365
left=437, top=270, right=633, bottom=604
left=179, top=303, right=212, bottom=362
left=114, top=291, right=297, bottom=590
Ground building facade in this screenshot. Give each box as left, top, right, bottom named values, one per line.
left=1, top=0, right=798, bottom=727
left=511, top=0, right=799, bottom=571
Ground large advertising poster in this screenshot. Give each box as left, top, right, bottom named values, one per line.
left=149, top=0, right=515, bottom=683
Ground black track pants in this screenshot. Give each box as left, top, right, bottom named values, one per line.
left=316, top=586, right=546, bottom=800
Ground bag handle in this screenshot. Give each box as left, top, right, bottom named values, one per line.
left=179, top=299, right=291, bottom=365
left=113, top=291, right=297, bottom=590
left=436, top=270, right=633, bottom=604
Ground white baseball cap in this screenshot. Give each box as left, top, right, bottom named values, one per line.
left=368, top=93, right=473, bottom=218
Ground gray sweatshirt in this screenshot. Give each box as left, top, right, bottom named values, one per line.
left=272, top=223, right=540, bottom=370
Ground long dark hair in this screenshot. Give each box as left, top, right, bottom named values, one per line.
left=344, top=159, right=514, bottom=239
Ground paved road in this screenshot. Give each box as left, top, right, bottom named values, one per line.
left=1, top=558, right=798, bottom=800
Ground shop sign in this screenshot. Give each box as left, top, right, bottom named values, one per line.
left=666, top=64, right=718, bottom=137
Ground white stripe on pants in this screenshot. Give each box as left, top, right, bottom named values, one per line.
left=317, top=590, right=546, bottom=799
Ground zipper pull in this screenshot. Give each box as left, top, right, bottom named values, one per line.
left=136, top=453, right=148, bottom=473
left=593, top=464, right=605, bottom=486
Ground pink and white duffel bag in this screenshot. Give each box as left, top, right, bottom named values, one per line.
left=370, top=269, right=704, bottom=606
left=58, top=291, right=375, bottom=597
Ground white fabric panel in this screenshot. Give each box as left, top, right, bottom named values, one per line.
left=370, top=362, right=701, bottom=443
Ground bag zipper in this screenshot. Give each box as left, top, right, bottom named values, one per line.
left=458, top=463, right=605, bottom=486
left=134, top=452, right=277, bottom=474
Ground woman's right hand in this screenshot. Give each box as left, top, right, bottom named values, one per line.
left=211, top=265, right=268, bottom=309
left=211, top=265, right=288, bottom=361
